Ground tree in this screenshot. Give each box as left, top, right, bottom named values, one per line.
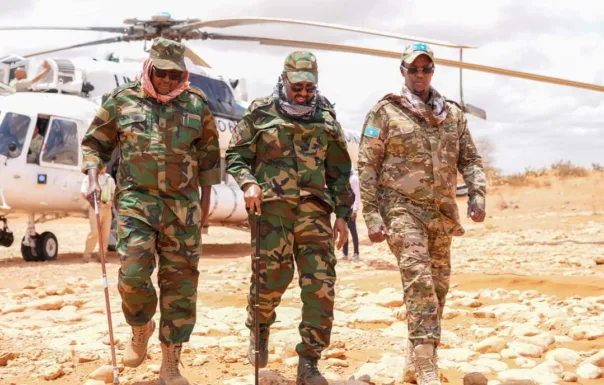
left=474, top=136, right=496, bottom=168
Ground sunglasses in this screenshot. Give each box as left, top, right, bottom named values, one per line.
left=285, top=77, right=316, bottom=93
left=402, top=64, right=435, bottom=75
left=153, top=68, right=182, bottom=81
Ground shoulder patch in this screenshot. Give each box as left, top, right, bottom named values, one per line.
left=188, top=87, right=208, bottom=101
left=364, top=126, right=381, bottom=138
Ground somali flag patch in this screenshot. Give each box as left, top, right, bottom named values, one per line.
left=364, top=126, right=381, bottom=138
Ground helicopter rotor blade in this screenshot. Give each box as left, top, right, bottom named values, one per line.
left=176, top=17, right=474, bottom=49
left=22, top=36, right=126, bottom=58
left=202, top=33, right=604, bottom=93
left=184, top=46, right=211, bottom=68
left=0, top=25, right=126, bottom=33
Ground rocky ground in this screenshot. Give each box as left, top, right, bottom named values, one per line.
left=0, top=174, right=603, bottom=385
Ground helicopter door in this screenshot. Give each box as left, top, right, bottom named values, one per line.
left=39, top=117, right=80, bottom=170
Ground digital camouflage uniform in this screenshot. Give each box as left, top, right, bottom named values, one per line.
left=358, top=48, right=486, bottom=351
left=225, top=52, right=354, bottom=361
left=81, top=38, right=221, bottom=345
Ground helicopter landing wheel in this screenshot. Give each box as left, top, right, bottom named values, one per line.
left=37, top=232, right=58, bottom=261
left=21, top=233, right=42, bottom=262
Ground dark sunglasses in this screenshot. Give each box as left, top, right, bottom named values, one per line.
left=153, top=68, right=182, bottom=81
left=285, top=78, right=316, bottom=93
left=402, top=64, right=435, bottom=74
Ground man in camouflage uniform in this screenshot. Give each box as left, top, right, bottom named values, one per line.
left=357, top=43, right=486, bottom=385
left=81, top=37, right=221, bottom=385
left=225, top=51, right=354, bottom=385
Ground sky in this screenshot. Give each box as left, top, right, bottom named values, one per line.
left=0, top=0, right=603, bottom=174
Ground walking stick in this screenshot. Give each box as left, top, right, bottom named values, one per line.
left=94, top=191, right=120, bottom=384
left=253, top=212, right=261, bottom=385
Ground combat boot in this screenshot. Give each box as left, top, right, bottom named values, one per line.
left=247, top=327, right=269, bottom=368
left=403, top=339, right=416, bottom=383
left=413, top=344, right=441, bottom=385
left=122, top=319, right=155, bottom=367
left=296, top=356, right=328, bottom=385
left=159, top=342, right=189, bottom=385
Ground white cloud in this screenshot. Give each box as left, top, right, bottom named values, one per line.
left=0, top=0, right=602, bottom=174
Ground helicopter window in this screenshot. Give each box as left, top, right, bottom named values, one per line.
left=0, top=112, right=31, bottom=157
left=188, top=74, right=242, bottom=120
left=41, top=119, right=79, bottom=166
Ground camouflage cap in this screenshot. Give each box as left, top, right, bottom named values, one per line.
left=149, top=37, right=186, bottom=71
left=283, top=51, right=318, bottom=84
left=401, top=43, right=434, bottom=66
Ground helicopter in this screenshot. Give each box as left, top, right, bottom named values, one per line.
left=0, top=12, right=602, bottom=262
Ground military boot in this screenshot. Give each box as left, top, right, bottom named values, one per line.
left=413, top=344, right=441, bottom=385
left=296, top=356, right=328, bottom=385
left=159, top=342, right=189, bottom=385
left=403, top=339, right=416, bottom=383
left=247, top=327, right=269, bottom=368
left=122, top=319, right=155, bottom=367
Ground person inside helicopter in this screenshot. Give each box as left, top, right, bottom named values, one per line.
left=0, top=112, right=31, bottom=157
left=27, top=117, right=49, bottom=164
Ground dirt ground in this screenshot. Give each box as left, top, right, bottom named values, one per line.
left=0, top=173, right=603, bottom=385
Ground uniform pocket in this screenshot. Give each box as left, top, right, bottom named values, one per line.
left=173, top=112, right=201, bottom=153
left=386, top=121, right=424, bottom=157
left=119, top=110, right=150, bottom=151
left=257, top=125, right=292, bottom=159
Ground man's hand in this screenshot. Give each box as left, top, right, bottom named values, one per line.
left=333, top=218, right=348, bottom=250
left=243, top=183, right=264, bottom=215
left=368, top=223, right=389, bottom=243
left=41, top=60, right=50, bottom=70
left=468, top=202, right=486, bottom=222
left=85, top=169, right=100, bottom=208
left=200, top=186, right=211, bottom=226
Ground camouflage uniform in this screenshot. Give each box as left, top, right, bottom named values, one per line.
left=358, top=44, right=486, bottom=351
left=81, top=38, right=221, bottom=344
left=225, top=52, right=354, bottom=362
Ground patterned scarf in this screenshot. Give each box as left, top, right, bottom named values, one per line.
left=395, top=85, right=448, bottom=127
left=273, top=76, right=320, bottom=121
left=135, top=58, right=190, bottom=103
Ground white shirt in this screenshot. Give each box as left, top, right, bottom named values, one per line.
left=350, top=173, right=360, bottom=213
left=81, top=173, right=116, bottom=203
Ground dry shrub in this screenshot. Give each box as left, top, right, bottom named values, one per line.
left=551, top=160, right=588, bottom=179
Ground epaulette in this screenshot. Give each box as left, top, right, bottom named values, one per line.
left=369, top=93, right=400, bottom=114
left=111, top=80, right=139, bottom=97
left=248, top=96, right=274, bottom=113
left=318, top=95, right=337, bottom=118
left=188, top=86, right=208, bottom=101
left=445, top=98, right=463, bottom=110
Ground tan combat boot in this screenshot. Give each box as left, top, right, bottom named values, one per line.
left=403, top=339, right=416, bottom=383
left=159, top=342, right=189, bottom=385
left=413, top=344, right=441, bottom=385
left=122, top=319, right=155, bottom=367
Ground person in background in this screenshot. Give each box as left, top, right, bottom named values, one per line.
left=10, top=61, right=51, bottom=92
left=80, top=165, right=115, bottom=262
left=342, top=165, right=360, bottom=261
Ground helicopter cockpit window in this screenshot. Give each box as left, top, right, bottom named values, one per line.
left=188, top=74, right=241, bottom=119
left=41, top=119, right=78, bottom=166
left=0, top=112, right=31, bottom=157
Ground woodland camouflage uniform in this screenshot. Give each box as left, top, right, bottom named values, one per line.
left=226, top=51, right=354, bottom=385
left=82, top=37, right=221, bottom=385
